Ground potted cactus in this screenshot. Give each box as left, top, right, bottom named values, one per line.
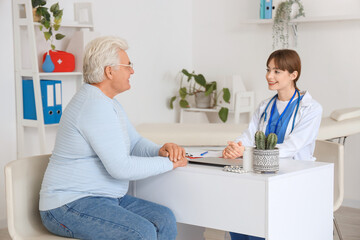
left=253, top=131, right=279, bottom=173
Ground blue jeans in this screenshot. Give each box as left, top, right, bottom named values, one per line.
left=40, top=195, right=177, bottom=240
left=229, top=232, right=264, bottom=240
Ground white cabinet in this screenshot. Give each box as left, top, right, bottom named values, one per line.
left=12, top=0, right=95, bottom=157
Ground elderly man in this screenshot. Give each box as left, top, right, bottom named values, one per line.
left=39, top=36, right=187, bottom=240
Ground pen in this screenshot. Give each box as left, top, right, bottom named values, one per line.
left=200, top=151, right=208, bottom=156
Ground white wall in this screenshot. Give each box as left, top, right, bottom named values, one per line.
left=192, top=0, right=360, bottom=208
left=0, top=0, right=17, bottom=229
left=92, top=0, right=193, bottom=125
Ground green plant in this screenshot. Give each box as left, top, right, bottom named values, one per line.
left=169, top=69, right=231, bottom=122
left=255, top=131, right=278, bottom=150
left=32, top=0, right=65, bottom=50
left=266, top=133, right=278, bottom=149
left=272, top=0, right=305, bottom=49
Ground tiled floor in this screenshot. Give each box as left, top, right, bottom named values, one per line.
left=0, top=206, right=359, bottom=240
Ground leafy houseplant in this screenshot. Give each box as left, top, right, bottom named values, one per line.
left=169, top=69, right=231, bottom=122
left=272, top=0, right=305, bottom=49
left=32, top=0, right=65, bottom=50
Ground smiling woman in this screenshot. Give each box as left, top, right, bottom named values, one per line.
left=223, top=49, right=322, bottom=159
left=222, top=49, right=323, bottom=239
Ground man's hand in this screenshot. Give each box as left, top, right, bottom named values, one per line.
left=173, top=157, right=188, bottom=169
left=159, top=143, right=186, bottom=162
left=222, top=141, right=245, bottom=159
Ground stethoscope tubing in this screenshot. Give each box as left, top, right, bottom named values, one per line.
left=260, top=90, right=301, bottom=134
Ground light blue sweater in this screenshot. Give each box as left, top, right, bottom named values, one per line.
left=39, top=84, right=173, bottom=211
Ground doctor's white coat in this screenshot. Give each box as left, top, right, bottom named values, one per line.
left=235, top=91, right=323, bottom=161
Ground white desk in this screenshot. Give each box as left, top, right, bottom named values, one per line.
left=134, top=159, right=333, bottom=240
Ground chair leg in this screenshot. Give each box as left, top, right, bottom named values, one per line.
left=333, top=217, right=344, bottom=240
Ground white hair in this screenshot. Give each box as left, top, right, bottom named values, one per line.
left=83, top=36, right=129, bottom=84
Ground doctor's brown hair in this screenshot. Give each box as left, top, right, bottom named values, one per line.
left=267, top=49, right=301, bottom=91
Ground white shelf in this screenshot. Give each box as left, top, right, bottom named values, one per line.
left=19, top=70, right=83, bottom=77
left=182, top=107, right=223, bottom=113
left=22, top=119, right=59, bottom=128
left=33, top=22, right=94, bottom=29
left=241, top=15, right=360, bottom=24
left=39, top=72, right=83, bottom=77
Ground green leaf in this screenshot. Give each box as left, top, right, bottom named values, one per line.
left=35, top=7, right=42, bottom=16
left=32, top=0, right=40, bottom=8
left=169, top=96, right=176, bottom=109
left=54, top=24, right=60, bottom=31
left=194, top=74, right=206, bottom=87
left=37, top=7, right=49, bottom=19
left=50, top=3, right=59, bottom=13
left=55, top=33, right=65, bottom=40
left=44, top=31, right=51, bottom=41
left=51, top=44, right=56, bottom=50
left=42, top=19, right=50, bottom=29
left=218, top=107, right=229, bottom=122
left=181, top=69, right=190, bottom=77
left=54, top=15, right=62, bottom=24
left=32, top=0, right=46, bottom=8
left=39, top=25, right=43, bottom=31
left=222, top=88, right=231, bottom=103
left=179, top=99, right=190, bottom=108
left=179, top=87, right=187, bottom=99
left=38, top=7, right=50, bottom=21
left=204, top=83, right=215, bottom=96
left=54, top=9, right=63, bottom=19
left=181, top=69, right=193, bottom=82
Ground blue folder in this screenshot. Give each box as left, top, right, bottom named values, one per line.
left=264, top=0, right=272, bottom=19
left=23, top=79, right=62, bottom=124
left=260, top=0, right=266, bottom=19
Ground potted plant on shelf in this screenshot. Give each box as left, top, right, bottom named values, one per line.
left=34, top=2, right=66, bottom=72
left=36, top=2, right=65, bottom=51
left=169, top=69, right=231, bottom=122
left=272, top=0, right=305, bottom=49
left=253, top=131, right=279, bottom=173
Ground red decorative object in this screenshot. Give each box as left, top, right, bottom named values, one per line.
left=42, top=50, right=75, bottom=72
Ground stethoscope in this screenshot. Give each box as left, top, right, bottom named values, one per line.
left=260, top=89, right=301, bottom=134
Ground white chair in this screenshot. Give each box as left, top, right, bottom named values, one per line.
left=5, top=154, right=75, bottom=239
left=314, top=140, right=344, bottom=240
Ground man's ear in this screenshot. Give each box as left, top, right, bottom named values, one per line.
left=104, top=66, right=113, bottom=80
left=290, top=71, right=298, bottom=81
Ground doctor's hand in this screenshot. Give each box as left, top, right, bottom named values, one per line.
left=159, top=143, right=186, bottom=162
left=172, top=157, right=188, bottom=169
left=222, top=141, right=245, bottom=159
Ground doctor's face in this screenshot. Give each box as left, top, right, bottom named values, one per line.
left=266, top=59, right=296, bottom=92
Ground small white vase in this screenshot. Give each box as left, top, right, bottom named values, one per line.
left=195, top=92, right=211, bottom=108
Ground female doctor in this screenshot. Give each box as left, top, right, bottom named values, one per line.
left=223, top=49, right=322, bottom=240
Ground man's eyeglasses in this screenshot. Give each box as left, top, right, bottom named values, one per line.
left=115, top=63, right=134, bottom=70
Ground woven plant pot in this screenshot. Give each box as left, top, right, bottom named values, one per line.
left=32, top=8, right=41, bottom=22
left=253, top=148, right=279, bottom=173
